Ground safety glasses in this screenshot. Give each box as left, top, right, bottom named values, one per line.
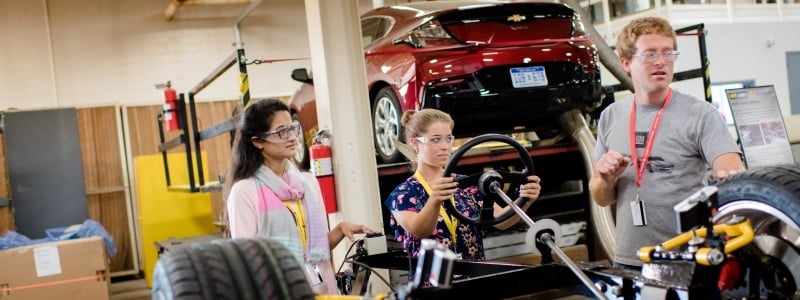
left=415, top=135, right=455, bottom=146
left=256, top=121, right=301, bottom=143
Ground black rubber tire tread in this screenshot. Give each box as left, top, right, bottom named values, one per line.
left=716, top=163, right=800, bottom=224
left=183, top=244, right=215, bottom=299
left=196, top=242, right=238, bottom=300
left=213, top=240, right=258, bottom=300
left=152, top=247, right=205, bottom=300
left=152, top=260, right=175, bottom=299
left=234, top=239, right=314, bottom=300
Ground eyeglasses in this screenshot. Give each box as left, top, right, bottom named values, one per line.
left=631, top=51, right=680, bottom=63
left=257, top=121, right=301, bottom=143
left=415, top=135, right=455, bottom=146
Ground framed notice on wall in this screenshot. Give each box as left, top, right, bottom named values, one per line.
left=726, top=85, right=795, bottom=168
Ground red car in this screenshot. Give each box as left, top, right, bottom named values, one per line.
left=289, top=1, right=603, bottom=167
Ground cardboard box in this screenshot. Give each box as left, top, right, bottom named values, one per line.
left=0, top=237, right=110, bottom=300
left=491, top=244, right=589, bottom=265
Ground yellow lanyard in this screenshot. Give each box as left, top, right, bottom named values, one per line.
left=414, top=171, right=458, bottom=245
left=283, top=199, right=307, bottom=249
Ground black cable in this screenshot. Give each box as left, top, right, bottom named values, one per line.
left=345, top=260, right=397, bottom=293
left=336, top=239, right=361, bottom=274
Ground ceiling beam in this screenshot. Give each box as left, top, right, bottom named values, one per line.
left=164, top=0, right=253, bottom=21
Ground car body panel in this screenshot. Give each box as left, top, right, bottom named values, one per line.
left=288, top=0, right=602, bottom=164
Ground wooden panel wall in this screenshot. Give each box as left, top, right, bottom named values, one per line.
left=0, top=99, right=272, bottom=271
left=0, top=107, right=132, bottom=273
left=76, top=106, right=132, bottom=273
left=126, top=99, right=241, bottom=225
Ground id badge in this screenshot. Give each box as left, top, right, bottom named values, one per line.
left=305, top=262, right=323, bottom=286
left=631, top=196, right=647, bottom=227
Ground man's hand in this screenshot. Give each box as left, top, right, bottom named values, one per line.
left=595, top=150, right=631, bottom=182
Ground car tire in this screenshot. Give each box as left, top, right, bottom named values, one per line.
left=292, top=113, right=310, bottom=170
left=372, top=86, right=404, bottom=163
left=152, top=246, right=214, bottom=300
left=713, top=164, right=800, bottom=299
left=715, top=164, right=800, bottom=225
left=152, top=239, right=314, bottom=300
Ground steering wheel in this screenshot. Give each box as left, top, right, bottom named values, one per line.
left=442, top=134, right=535, bottom=226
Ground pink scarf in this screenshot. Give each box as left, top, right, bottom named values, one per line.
left=254, top=160, right=330, bottom=263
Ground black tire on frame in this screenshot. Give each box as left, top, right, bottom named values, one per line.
left=716, top=164, right=800, bottom=224
left=714, top=164, right=800, bottom=298
left=372, top=86, right=404, bottom=164
left=151, top=239, right=314, bottom=300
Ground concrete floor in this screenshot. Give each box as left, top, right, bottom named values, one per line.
left=110, top=278, right=150, bottom=300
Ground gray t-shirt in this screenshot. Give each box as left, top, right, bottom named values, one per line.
left=592, top=90, right=740, bottom=266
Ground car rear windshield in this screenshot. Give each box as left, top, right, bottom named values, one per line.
left=437, top=3, right=583, bottom=44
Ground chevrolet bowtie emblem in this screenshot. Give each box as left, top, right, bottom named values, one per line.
left=507, top=14, right=526, bottom=22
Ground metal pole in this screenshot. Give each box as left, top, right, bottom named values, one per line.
left=698, top=25, right=712, bottom=104
left=541, top=233, right=609, bottom=300
left=232, top=0, right=263, bottom=108
left=492, top=183, right=609, bottom=300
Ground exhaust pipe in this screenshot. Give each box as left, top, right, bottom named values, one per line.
left=558, top=109, right=616, bottom=259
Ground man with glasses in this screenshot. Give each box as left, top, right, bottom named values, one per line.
left=588, top=17, right=744, bottom=271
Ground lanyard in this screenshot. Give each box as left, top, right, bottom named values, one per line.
left=629, top=89, right=673, bottom=187
left=414, top=171, right=458, bottom=245
left=283, top=199, right=307, bottom=249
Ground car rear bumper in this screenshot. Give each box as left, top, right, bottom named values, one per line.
left=421, top=61, right=601, bottom=136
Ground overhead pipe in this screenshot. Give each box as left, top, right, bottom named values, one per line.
left=558, top=109, right=617, bottom=260
left=234, top=0, right=264, bottom=49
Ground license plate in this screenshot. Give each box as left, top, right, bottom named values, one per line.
left=509, top=66, right=547, bottom=88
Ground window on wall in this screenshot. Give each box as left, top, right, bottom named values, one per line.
left=582, top=1, right=604, bottom=24
left=609, top=0, right=654, bottom=18
left=711, top=80, right=755, bottom=126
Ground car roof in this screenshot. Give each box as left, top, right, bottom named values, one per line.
left=391, top=0, right=559, bottom=12
left=362, top=0, right=563, bottom=21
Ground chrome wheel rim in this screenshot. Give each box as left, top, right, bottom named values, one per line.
left=294, top=122, right=307, bottom=165
left=714, top=200, right=800, bottom=295
left=373, top=95, right=400, bottom=157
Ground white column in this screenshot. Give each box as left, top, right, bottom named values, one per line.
left=601, top=0, right=612, bottom=40
left=725, top=0, right=735, bottom=23
left=304, top=0, right=389, bottom=292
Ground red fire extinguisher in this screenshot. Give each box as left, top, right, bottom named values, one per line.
left=310, top=130, right=338, bottom=214
left=163, top=81, right=180, bottom=131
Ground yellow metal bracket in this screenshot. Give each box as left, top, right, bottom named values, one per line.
left=638, top=218, right=754, bottom=266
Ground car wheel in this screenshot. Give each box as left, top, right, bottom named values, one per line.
left=292, top=113, right=310, bottom=170
left=372, top=86, right=403, bottom=163
left=152, top=239, right=314, bottom=300
left=713, top=164, right=800, bottom=299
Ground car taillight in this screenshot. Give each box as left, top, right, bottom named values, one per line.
left=403, top=20, right=461, bottom=48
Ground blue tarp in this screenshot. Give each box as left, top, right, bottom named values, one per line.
left=0, top=219, right=117, bottom=257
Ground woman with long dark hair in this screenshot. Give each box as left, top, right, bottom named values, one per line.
left=223, top=98, right=373, bottom=294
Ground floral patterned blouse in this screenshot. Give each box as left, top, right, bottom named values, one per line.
left=384, top=175, right=486, bottom=261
